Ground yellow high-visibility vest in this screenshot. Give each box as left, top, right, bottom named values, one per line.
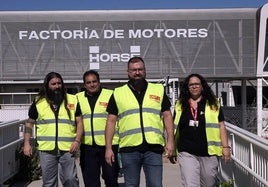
left=76, top=89, right=119, bottom=146
left=114, top=83, right=165, bottom=149
left=174, top=100, right=222, bottom=156
left=35, top=94, right=77, bottom=151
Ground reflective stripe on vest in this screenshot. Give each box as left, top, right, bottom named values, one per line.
left=35, top=94, right=77, bottom=151
left=36, top=119, right=75, bottom=125
left=174, top=100, right=222, bottom=156
left=118, top=108, right=161, bottom=120
left=76, top=89, right=119, bottom=146
left=114, top=83, right=165, bottom=148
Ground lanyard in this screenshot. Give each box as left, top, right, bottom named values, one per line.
left=189, top=102, right=198, bottom=122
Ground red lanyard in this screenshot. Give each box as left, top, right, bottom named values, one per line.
left=189, top=102, right=198, bottom=122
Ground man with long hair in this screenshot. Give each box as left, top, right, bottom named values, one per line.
left=23, top=72, right=83, bottom=187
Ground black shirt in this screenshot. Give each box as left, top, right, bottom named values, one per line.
left=176, top=98, right=224, bottom=156
left=106, top=81, right=171, bottom=153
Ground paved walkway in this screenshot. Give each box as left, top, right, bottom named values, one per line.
left=27, top=158, right=182, bottom=187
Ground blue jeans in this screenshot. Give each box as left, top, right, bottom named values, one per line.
left=39, top=150, right=79, bottom=187
left=121, top=151, right=163, bottom=187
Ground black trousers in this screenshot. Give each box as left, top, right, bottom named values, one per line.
left=80, top=144, right=119, bottom=187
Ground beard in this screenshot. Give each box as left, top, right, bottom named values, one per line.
left=129, top=78, right=147, bottom=92
left=47, top=88, right=64, bottom=106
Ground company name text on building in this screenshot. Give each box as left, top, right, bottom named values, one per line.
left=89, top=46, right=141, bottom=64
left=19, top=28, right=208, bottom=40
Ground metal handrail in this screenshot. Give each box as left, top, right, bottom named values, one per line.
left=224, top=122, right=268, bottom=187
left=0, top=138, right=24, bottom=151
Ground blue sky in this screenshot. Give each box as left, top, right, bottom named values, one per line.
left=0, top=0, right=267, bottom=11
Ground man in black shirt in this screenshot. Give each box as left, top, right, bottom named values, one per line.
left=105, top=57, right=174, bottom=187
left=24, top=72, right=83, bottom=187
left=76, top=70, right=119, bottom=187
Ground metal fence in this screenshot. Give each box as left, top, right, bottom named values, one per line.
left=220, top=122, right=268, bottom=187
left=1, top=109, right=268, bottom=186
left=0, top=119, right=26, bottom=187
left=222, top=106, right=257, bottom=133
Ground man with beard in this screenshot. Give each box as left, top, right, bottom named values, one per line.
left=23, top=72, right=83, bottom=187
left=76, top=70, right=119, bottom=187
left=105, top=57, right=174, bottom=187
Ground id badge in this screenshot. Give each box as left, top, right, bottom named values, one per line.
left=189, top=120, right=199, bottom=127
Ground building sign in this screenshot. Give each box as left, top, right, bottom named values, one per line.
left=0, top=10, right=257, bottom=81
left=89, top=45, right=140, bottom=69
left=18, top=28, right=208, bottom=40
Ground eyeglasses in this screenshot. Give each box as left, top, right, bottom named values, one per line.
left=188, top=83, right=201, bottom=88
left=128, top=68, right=145, bottom=73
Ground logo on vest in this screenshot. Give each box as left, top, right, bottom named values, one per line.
left=99, top=101, right=108, bottom=107
left=67, top=104, right=75, bottom=110
left=149, top=95, right=160, bottom=103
